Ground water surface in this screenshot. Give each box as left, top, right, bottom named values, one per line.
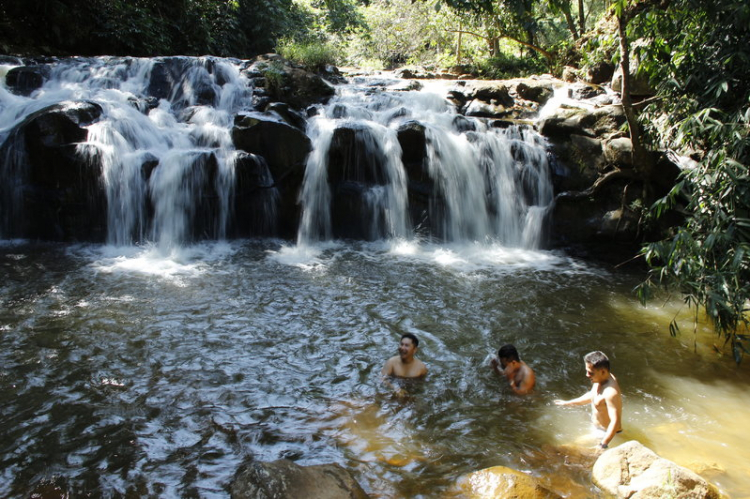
left=1, top=240, right=749, bottom=498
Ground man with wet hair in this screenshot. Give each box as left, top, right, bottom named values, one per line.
left=555, top=350, right=622, bottom=450
left=490, top=344, right=536, bottom=395
left=382, top=333, right=427, bottom=379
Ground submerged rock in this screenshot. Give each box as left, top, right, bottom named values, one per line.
left=592, top=441, right=721, bottom=499
left=453, top=465, right=562, bottom=499
left=230, top=459, right=370, bottom=499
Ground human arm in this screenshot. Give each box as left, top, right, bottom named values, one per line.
left=554, top=387, right=594, bottom=406
left=490, top=357, right=503, bottom=376
left=381, top=357, right=395, bottom=378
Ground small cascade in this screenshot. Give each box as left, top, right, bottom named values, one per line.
left=0, top=56, right=270, bottom=246
left=297, top=77, right=554, bottom=248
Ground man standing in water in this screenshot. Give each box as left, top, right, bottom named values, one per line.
left=490, top=344, right=536, bottom=395
left=555, top=351, right=622, bottom=450
left=382, top=333, right=428, bottom=378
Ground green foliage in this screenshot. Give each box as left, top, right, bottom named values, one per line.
left=343, top=0, right=459, bottom=69
left=277, top=39, right=339, bottom=70
left=469, top=51, right=549, bottom=79
left=632, top=0, right=750, bottom=362
left=0, top=0, right=304, bottom=58
left=259, top=60, right=288, bottom=95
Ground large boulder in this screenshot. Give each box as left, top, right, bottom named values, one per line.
left=231, top=113, right=312, bottom=237
left=516, top=81, right=555, bottom=105
left=5, top=64, right=52, bottom=96
left=229, top=459, right=370, bottom=499
left=453, top=466, right=562, bottom=499
left=326, top=123, right=392, bottom=239
left=592, top=441, right=721, bottom=499
left=539, top=105, right=627, bottom=141
left=245, top=55, right=336, bottom=111
left=0, top=100, right=106, bottom=241
left=147, top=56, right=221, bottom=109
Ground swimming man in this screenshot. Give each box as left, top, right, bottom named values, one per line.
left=490, top=344, right=536, bottom=395
left=554, top=351, right=622, bottom=449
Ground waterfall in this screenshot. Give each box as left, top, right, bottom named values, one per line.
left=296, top=77, right=554, bottom=248
left=1, top=58, right=555, bottom=249
left=0, top=56, right=259, bottom=246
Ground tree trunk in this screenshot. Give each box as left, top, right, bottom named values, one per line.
left=616, top=11, right=654, bottom=194
left=578, top=0, right=585, bottom=34
left=563, top=5, right=579, bottom=39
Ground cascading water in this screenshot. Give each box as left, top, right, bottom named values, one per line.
left=1, top=57, right=553, bottom=250
left=0, top=57, right=263, bottom=247
left=296, top=77, right=554, bottom=248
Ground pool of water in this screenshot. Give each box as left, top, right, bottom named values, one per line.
left=1, top=239, right=748, bottom=497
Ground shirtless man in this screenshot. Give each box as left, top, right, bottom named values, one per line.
left=490, top=344, right=536, bottom=395
left=555, top=351, right=622, bottom=450
left=381, top=333, right=428, bottom=379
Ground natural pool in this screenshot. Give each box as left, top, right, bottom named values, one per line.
left=1, top=239, right=748, bottom=498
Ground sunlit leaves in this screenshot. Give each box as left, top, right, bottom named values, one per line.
left=632, top=0, right=750, bottom=362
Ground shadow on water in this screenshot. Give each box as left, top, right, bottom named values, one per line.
left=1, top=240, right=750, bottom=498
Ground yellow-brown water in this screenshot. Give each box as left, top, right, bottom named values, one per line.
left=1, top=240, right=749, bottom=498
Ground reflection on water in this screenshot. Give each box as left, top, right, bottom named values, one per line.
left=1, top=240, right=749, bottom=498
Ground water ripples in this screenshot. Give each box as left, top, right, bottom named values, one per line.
left=1, top=240, right=749, bottom=497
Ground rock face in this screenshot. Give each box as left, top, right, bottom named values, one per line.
left=231, top=113, right=312, bottom=238
left=538, top=93, right=680, bottom=257
left=0, top=100, right=106, bottom=241
left=454, top=465, right=562, bottom=499
left=229, top=459, right=370, bottom=499
left=592, top=441, right=721, bottom=499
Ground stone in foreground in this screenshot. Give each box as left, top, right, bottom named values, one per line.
left=592, top=440, right=720, bottom=499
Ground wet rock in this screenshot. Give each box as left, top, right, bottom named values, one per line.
left=326, top=124, right=393, bottom=239
left=232, top=152, right=279, bottom=237
left=396, top=120, right=433, bottom=225
left=231, top=113, right=311, bottom=238
left=548, top=134, right=604, bottom=192
left=453, top=465, right=562, bottom=499
left=541, top=105, right=627, bottom=141
left=603, top=137, right=633, bottom=168
left=265, top=102, right=308, bottom=130
left=232, top=114, right=312, bottom=182
left=516, top=81, right=554, bottom=104
left=5, top=64, right=51, bottom=96
left=587, top=61, right=615, bottom=85
left=465, top=82, right=515, bottom=107
left=593, top=441, right=721, bottom=499
left=0, top=100, right=106, bottom=241
left=248, top=56, right=336, bottom=110
left=328, top=124, right=389, bottom=186
left=567, top=83, right=605, bottom=101
left=230, top=459, right=370, bottom=499
left=464, top=99, right=513, bottom=119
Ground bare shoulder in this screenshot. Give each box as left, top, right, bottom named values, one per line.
left=382, top=356, right=398, bottom=375
left=603, top=381, right=622, bottom=399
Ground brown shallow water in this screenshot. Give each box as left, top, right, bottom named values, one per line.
left=1, top=239, right=749, bottom=498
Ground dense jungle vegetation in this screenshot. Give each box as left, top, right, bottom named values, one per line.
left=1, top=0, right=748, bottom=358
